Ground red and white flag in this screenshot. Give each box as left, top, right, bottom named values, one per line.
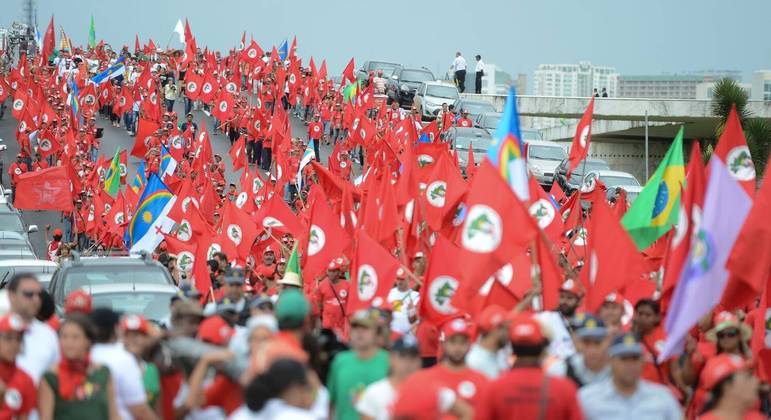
left=567, top=97, right=594, bottom=177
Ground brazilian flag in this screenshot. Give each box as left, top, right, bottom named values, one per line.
left=343, top=81, right=360, bottom=103
left=103, top=149, right=122, bottom=196
left=622, top=127, right=685, bottom=250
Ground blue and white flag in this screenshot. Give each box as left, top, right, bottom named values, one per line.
left=159, top=145, right=178, bottom=180
left=124, top=174, right=177, bottom=254
left=91, top=56, right=126, bottom=84
left=297, top=145, right=315, bottom=191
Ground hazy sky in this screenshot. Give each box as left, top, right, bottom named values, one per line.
left=4, top=0, right=769, bottom=88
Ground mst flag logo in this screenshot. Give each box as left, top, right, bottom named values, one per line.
left=176, top=219, right=192, bottom=241
left=426, top=181, right=447, bottom=208
left=307, top=225, right=325, bottom=256
left=207, top=242, right=222, bottom=260
left=227, top=224, right=242, bottom=245
left=726, top=146, right=755, bottom=181
left=178, top=251, right=194, bottom=272
left=357, top=264, right=378, bottom=301
left=529, top=198, right=555, bottom=229
left=685, top=229, right=715, bottom=278
left=461, top=204, right=502, bottom=253
left=428, top=275, right=458, bottom=314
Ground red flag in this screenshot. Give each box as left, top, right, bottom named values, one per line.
left=342, top=58, right=355, bottom=83
left=134, top=34, right=140, bottom=55
left=421, top=151, right=467, bottom=231
left=163, top=234, right=197, bottom=274
left=304, top=194, right=352, bottom=280
left=41, top=16, right=55, bottom=62
left=465, top=143, right=477, bottom=180
left=212, top=91, right=235, bottom=123
left=723, top=154, right=771, bottom=310
left=661, top=143, right=706, bottom=311
left=254, top=194, right=303, bottom=237
left=528, top=177, right=564, bottom=243
left=567, top=97, right=594, bottom=177
left=456, top=161, right=538, bottom=289
left=220, top=201, right=259, bottom=261
left=714, top=106, right=756, bottom=197
left=419, top=236, right=463, bottom=326
left=241, top=40, right=264, bottom=64
left=14, top=166, right=73, bottom=212
left=347, top=230, right=400, bottom=314
left=131, top=118, right=160, bottom=158
left=229, top=134, right=247, bottom=172
left=581, top=190, right=647, bottom=312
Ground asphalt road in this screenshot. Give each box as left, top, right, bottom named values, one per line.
left=0, top=98, right=334, bottom=257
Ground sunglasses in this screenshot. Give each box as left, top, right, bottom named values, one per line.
left=717, top=329, right=739, bottom=339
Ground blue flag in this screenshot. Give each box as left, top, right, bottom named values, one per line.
left=278, top=39, right=288, bottom=61
left=486, top=87, right=529, bottom=201
left=91, top=56, right=126, bottom=84
left=124, top=174, right=176, bottom=253
left=131, top=160, right=146, bottom=193
left=159, top=145, right=177, bottom=180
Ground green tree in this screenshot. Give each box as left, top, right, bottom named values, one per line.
left=710, top=78, right=770, bottom=177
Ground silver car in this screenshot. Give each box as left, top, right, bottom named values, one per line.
left=593, top=170, right=643, bottom=203
left=414, top=81, right=460, bottom=120
left=525, top=140, right=567, bottom=187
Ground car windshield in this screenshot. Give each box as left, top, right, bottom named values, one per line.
left=458, top=102, right=495, bottom=115
left=601, top=175, right=640, bottom=187
left=0, top=251, right=35, bottom=261
left=0, top=214, right=24, bottom=233
left=479, top=115, right=500, bottom=129
left=370, top=62, right=400, bottom=77
left=92, top=291, right=174, bottom=322
left=0, top=266, right=55, bottom=288
left=401, top=70, right=433, bottom=83
left=426, top=85, right=459, bottom=99
left=455, top=135, right=493, bottom=152
left=62, top=266, right=170, bottom=297
left=529, top=145, right=566, bottom=161
left=521, top=130, right=542, bottom=141
left=569, top=161, right=610, bottom=183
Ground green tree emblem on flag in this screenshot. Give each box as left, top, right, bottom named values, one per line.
left=434, top=281, right=456, bottom=306
left=429, top=184, right=446, bottom=201
left=358, top=271, right=373, bottom=294
left=466, top=214, right=493, bottom=240
left=730, top=150, right=753, bottom=174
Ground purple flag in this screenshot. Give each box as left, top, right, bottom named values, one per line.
left=659, top=157, right=752, bottom=361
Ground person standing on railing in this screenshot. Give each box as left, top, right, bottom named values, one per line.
left=474, top=55, right=485, bottom=94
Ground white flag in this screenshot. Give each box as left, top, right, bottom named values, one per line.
left=173, top=19, right=185, bottom=44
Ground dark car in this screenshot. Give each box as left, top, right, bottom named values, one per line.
left=356, top=61, right=403, bottom=83
left=453, top=99, right=496, bottom=121
left=386, top=68, right=435, bottom=108
left=48, top=252, right=175, bottom=313
left=553, top=158, right=611, bottom=194
left=473, top=112, right=501, bottom=131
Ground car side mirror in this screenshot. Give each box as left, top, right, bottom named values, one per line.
left=28, top=225, right=38, bottom=233
left=391, top=75, right=398, bottom=80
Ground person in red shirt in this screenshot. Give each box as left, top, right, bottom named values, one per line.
left=417, top=318, right=490, bottom=415
left=31, top=153, right=49, bottom=172
left=478, top=313, right=584, bottom=420
left=698, top=354, right=765, bottom=420
left=0, top=313, right=37, bottom=418
left=456, top=110, right=473, bottom=128
left=8, top=154, right=28, bottom=204
left=307, top=114, right=323, bottom=161
left=631, top=298, right=679, bottom=395
left=251, top=247, right=277, bottom=291
left=314, top=258, right=350, bottom=338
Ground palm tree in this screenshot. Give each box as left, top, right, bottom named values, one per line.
left=710, top=78, right=771, bottom=177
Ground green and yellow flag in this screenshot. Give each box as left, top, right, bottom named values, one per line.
left=342, top=81, right=360, bottom=103
left=88, top=15, right=96, bottom=48
left=103, top=149, right=121, bottom=196
left=279, top=243, right=302, bottom=287
left=622, top=127, right=685, bottom=250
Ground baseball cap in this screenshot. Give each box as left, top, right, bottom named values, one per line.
left=0, top=313, right=26, bottom=334
left=327, top=257, right=345, bottom=270
left=476, top=305, right=507, bottom=333
left=440, top=318, right=475, bottom=340
left=508, top=313, right=545, bottom=346
left=249, top=295, right=274, bottom=311
left=700, top=354, right=750, bottom=391
left=395, top=267, right=407, bottom=279
left=53, top=228, right=63, bottom=236
left=391, top=336, right=420, bottom=357
left=350, top=308, right=382, bottom=329
left=197, top=315, right=235, bottom=346
left=64, top=290, right=93, bottom=314
left=224, top=268, right=245, bottom=286
left=608, top=332, right=643, bottom=358
left=559, top=279, right=584, bottom=297
left=275, top=289, right=310, bottom=329
left=172, top=299, right=204, bottom=320
left=574, top=314, right=608, bottom=340
left=120, top=314, right=150, bottom=335
left=217, top=299, right=239, bottom=314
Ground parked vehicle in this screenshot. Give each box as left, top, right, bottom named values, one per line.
left=0, top=200, right=38, bottom=239
left=453, top=99, right=496, bottom=121
left=0, top=231, right=36, bottom=260
left=356, top=61, right=403, bottom=83
left=413, top=81, right=460, bottom=121
left=446, top=127, right=493, bottom=174
left=386, top=68, right=435, bottom=108
left=525, top=140, right=568, bottom=187
left=473, top=112, right=501, bottom=131
left=0, top=259, right=58, bottom=289
left=593, top=170, right=643, bottom=203
left=552, top=158, right=611, bottom=193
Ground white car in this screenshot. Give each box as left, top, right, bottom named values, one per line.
left=525, top=140, right=567, bottom=187
left=594, top=170, right=643, bottom=202
left=413, top=81, right=460, bottom=120
left=0, top=259, right=58, bottom=289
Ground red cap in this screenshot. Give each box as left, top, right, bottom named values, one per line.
left=327, top=256, right=345, bottom=270
left=64, top=290, right=92, bottom=314
left=440, top=318, right=475, bottom=340
left=700, top=354, right=749, bottom=391
left=477, top=305, right=507, bottom=333
left=0, top=313, right=26, bottom=334
left=53, top=228, right=63, bottom=236
left=120, top=314, right=150, bottom=334
left=508, top=313, right=545, bottom=345
left=395, top=267, right=407, bottom=279
left=559, top=279, right=584, bottom=297
left=197, top=316, right=235, bottom=346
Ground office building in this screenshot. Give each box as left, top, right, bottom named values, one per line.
left=533, top=61, right=619, bottom=97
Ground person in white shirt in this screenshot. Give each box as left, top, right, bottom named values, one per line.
left=451, top=52, right=467, bottom=93
left=474, top=55, right=485, bottom=94
left=386, top=268, right=419, bottom=337
left=356, top=337, right=422, bottom=420
left=7, top=274, right=60, bottom=383
left=466, top=305, right=510, bottom=379
left=89, top=308, right=159, bottom=420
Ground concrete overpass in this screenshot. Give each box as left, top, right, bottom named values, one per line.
left=461, top=94, right=771, bottom=179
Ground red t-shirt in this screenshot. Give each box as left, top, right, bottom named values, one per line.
left=0, top=366, right=36, bottom=418
left=204, top=374, right=242, bottom=415
left=478, top=366, right=583, bottom=420
left=416, top=321, right=440, bottom=359
left=315, top=279, right=349, bottom=334
left=699, top=411, right=766, bottom=420
left=457, top=118, right=473, bottom=128
left=420, top=364, right=490, bottom=415
left=160, top=371, right=184, bottom=420
left=641, top=326, right=670, bottom=385
left=308, top=122, right=323, bottom=140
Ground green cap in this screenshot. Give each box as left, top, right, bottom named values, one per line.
left=275, top=288, right=310, bottom=329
